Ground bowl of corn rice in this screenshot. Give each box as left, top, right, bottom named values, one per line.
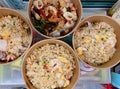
left=73, top=15, right=120, bottom=68
left=22, top=39, right=80, bottom=89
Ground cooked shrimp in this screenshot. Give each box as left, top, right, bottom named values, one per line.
left=6, top=54, right=17, bottom=61
left=48, top=17, right=62, bottom=22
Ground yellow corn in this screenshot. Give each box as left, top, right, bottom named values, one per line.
left=43, top=77, right=47, bottom=82
left=3, top=36, right=10, bottom=40
left=13, top=41, right=21, bottom=45
left=100, top=49, right=105, bottom=54
left=103, top=35, right=108, bottom=40
left=1, top=30, right=10, bottom=37
left=58, top=57, right=68, bottom=63
left=58, top=67, right=62, bottom=73
left=64, top=80, right=70, bottom=87
left=95, top=35, right=101, bottom=42
left=61, top=75, right=65, bottom=80
left=84, top=36, right=91, bottom=43
left=76, top=47, right=83, bottom=56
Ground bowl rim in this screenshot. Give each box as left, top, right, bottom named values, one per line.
left=0, top=7, right=33, bottom=65
left=72, top=14, right=120, bottom=69
left=27, top=0, right=82, bottom=39
left=21, top=39, right=80, bottom=89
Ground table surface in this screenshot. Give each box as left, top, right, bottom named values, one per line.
left=0, top=8, right=111, bottom=89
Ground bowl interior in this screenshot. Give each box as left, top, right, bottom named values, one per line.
left=27, top=0, right=82, bottom=39
left=22, top=39, right=80, bottom=89
left=0, top=8, right=32, bottom=65
left=73, top=15, right=120, bottom=69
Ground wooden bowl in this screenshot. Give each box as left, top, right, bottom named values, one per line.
left=22, top=39, right=80, bottom=89
left=27, top=0, right=82, bottom=39
left=73, top=15, right=120, bottom=69
left=0, top=8, right=33, bottom=65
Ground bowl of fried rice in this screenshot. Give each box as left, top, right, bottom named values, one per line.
left=28, top=0, right=82, bottom=39
left=0, top=8, right=32, bottom=65
left=22, top=39, right=80, bottom=89
left=73, top=15, right=120, bottom=68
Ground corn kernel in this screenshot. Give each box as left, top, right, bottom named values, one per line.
left=43, top=77, right=47, bottom=82
left=1, top=30, right=10, bottom=37
left=58, top=67, right=62, bottom=73
left=95, top=35, right=101, bottom=42
left=58, top=57, right=68, bottom=63
left=61, top=75, right=65, bottom=80
left=84, top=36, right=91, bottom=42
left=76, top=47, right=83, bottom=56
left=64, top=80, right=70, bottom=87
left=13, top=41, right=21, bottom=45
left=103, top=35, right=108, bottom=40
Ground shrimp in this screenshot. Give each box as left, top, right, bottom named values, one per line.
left=6, top=54, right=17, bottom=61
left=45, top=6, right=62, bottom=22
left=33, top=0, right=44, bottom=9
left=48, top=17, right=62, bottom=22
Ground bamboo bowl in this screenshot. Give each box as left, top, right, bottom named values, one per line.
left=27, top=0, right=82, bottom=39
left=0, top=8, right=33, bottom=65
left=22, top=39, right=80, bottom=89
left=73, top=15, right=120, bottom=69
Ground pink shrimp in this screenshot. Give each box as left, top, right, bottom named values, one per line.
left=48, top=17, right=62, bottom=22
left=6, top=54, right=17, bottom=61
left=43, top=64, right=52, bottom=72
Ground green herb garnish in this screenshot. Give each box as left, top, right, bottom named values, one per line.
left=13, top=21, right=15, bottom=25
left=82, top=37, right=84, bottom=39
left=32, top=17, right=46, bottom=34
left=6, top=51, right=11, bottom=54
